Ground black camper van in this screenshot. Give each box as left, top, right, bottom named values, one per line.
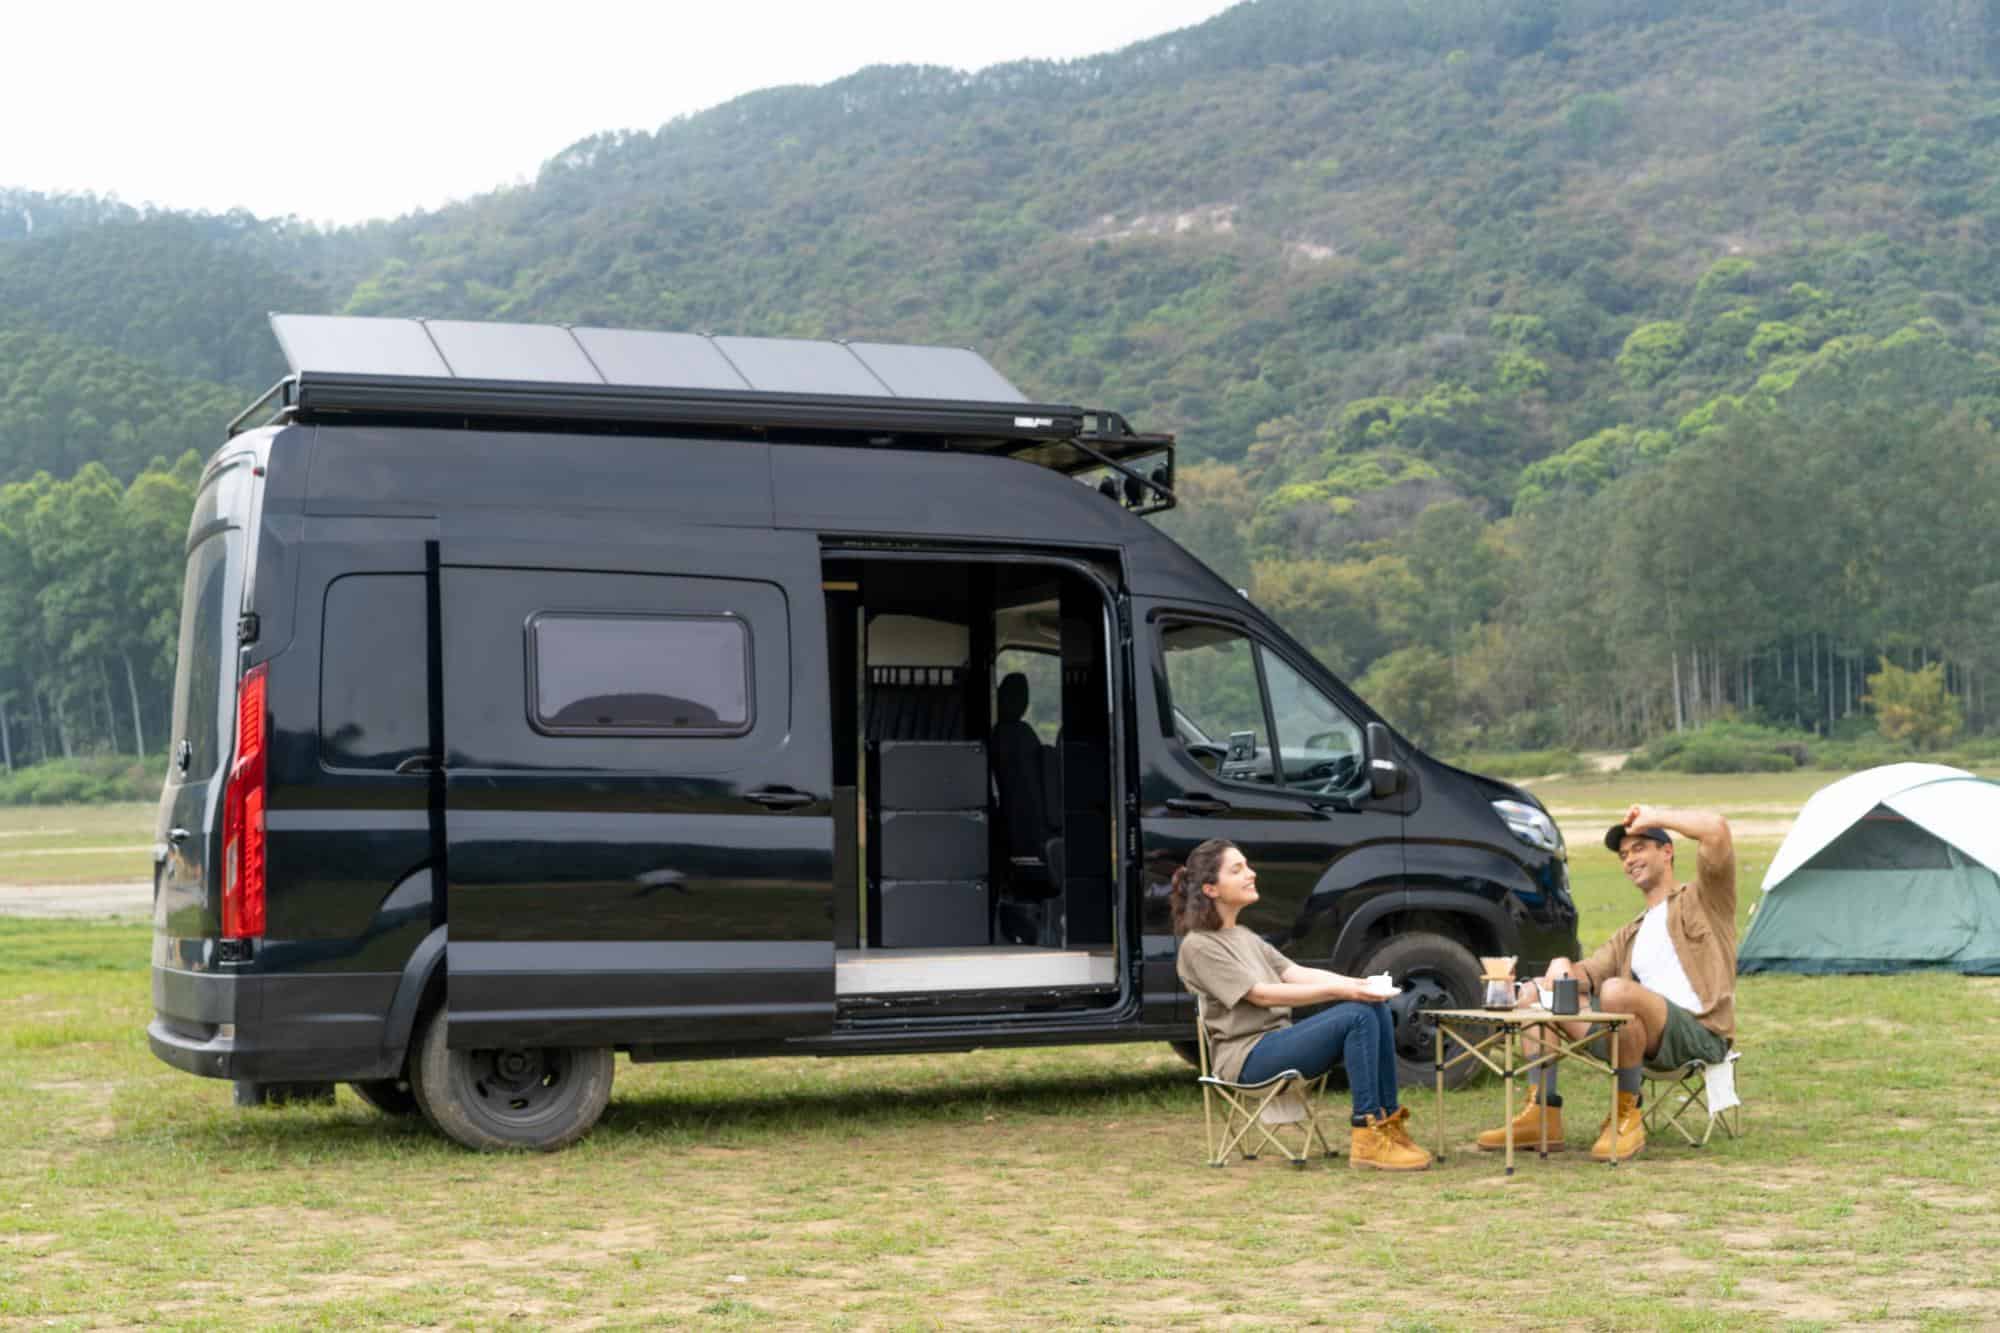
left=149, top=315, right=1577, bottom=1150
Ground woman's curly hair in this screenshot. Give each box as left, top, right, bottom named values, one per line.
left=1168, top=838, right=1239, bottom=936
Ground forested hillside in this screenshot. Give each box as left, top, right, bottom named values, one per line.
left=4, top=0, right=2000, bottom=773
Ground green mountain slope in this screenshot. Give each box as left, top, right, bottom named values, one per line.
left=0, top=212, right=332, bottom=388
left=0, top=329, right=240, bottom=482
left=339, top=3, right=2000, bottom=504
left=3, top=0, right=1999, bottom=764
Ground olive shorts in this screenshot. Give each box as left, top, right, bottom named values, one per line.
left=1585, top=1001, right=1729, bottom=1069
left=1653, top=999, right=1731, bottom=1070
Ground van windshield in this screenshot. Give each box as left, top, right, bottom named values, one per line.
left=166, top=530, right=239, bottom=784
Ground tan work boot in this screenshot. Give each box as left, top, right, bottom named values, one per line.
left=1380, top=1106, right=1434, bottom=1166
left=1476, top=1089, right=1565, bottom=1152
left=1350, top=1114, right=1432, bottom=1171
left=1591, top=1090, right=1646, bottom=1162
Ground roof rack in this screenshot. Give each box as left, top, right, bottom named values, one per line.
left=228, top=315, right=1177, bottom=514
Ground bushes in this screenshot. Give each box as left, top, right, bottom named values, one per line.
left=1625, top=722, right=2000, bottom=775
left=1626, top=722, right=1809, bottom=774
left=0, top=756, right=165, bottom=806
left=1443, top=748, right=1582, bottom=779
left=1813, top=735, right=2000, bottom=772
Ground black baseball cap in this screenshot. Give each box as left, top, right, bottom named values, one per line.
left=1605, top=824, right=1672, bottom=853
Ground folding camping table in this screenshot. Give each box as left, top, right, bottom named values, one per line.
left=1430, top=1007, right=1635, bottom=1175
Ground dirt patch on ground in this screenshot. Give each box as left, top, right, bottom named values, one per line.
left=446, top=1220, right=662, bottom=1270
left=1727, top=1276, right=1853, bottom=1322
left=0, top=881, right=149, bottom=917
left=1717, top=1227, right=1782, bottom=1248
left=1888, top=1179, right=1995, bottom=1212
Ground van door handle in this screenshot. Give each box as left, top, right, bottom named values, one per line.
left=1165, top=795, right=1231, bottom=816
left=168, top=827, right=191, bottom=845
left=394, top=755, right=438, bottom=775
left=744, top=787, right=815, bottom=811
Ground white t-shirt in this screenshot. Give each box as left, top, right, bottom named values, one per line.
left=1631, top=901, right=1703, bottom=1013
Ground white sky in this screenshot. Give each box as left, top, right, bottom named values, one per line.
left=5, top=0, right=1241, bottom=227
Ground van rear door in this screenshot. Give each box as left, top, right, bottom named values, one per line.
left=439, top=524, right=835, bottom=1049
left=155, top=453, right=261, bottom=963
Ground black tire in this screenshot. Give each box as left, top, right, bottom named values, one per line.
left=409, top=1009, right=614, bottom=1152
left=1361, top=931, right=1485, bottom=1091
left=349, top=1078, right=421, bottom=1116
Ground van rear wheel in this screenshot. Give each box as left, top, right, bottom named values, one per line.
left=410, top=1009, right=614, bottom=1152
left=1361, top=932, right=1484, bottom=1091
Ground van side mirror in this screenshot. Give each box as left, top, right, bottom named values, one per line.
left=1364, top=722, right=1401, bottom=800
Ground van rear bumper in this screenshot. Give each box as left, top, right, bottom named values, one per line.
left=149, top=965, right=403, bottom=1082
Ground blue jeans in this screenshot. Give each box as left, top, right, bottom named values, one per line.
left=1236, top=1002, right=1400, bottom=1121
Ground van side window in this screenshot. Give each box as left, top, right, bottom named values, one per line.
left=1158, top=621, right=1366, bottom=794
left=320, top=574, right=429, bottom=772
left=166, top=532, right=236, bottom=783
left=1260, top=651, right=1364, bottom=792
left=1158, top=622, right=1272, bottom=784
left=529, top=613, right=752, bottom=736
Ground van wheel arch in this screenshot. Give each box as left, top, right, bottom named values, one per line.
left=382, top=925, right=448, bottom=1068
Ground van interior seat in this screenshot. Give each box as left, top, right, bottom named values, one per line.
left=992, top=672, right=1060, bottom=902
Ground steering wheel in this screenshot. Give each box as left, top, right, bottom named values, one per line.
left=1184, top=742, right=1228, bottom=775
left=1301, top=753, right=1360, bottom=792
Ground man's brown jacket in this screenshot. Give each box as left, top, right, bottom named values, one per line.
left=1573, top=842, right=1737, bottom=1039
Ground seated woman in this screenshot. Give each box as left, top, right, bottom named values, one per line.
left=1173, top=838, right=1430, bottom=1171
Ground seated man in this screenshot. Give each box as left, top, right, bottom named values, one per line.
left=1479, top=803, right=1737, bottom=1161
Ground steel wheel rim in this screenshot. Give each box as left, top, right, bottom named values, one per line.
left=464, top=1047, right=578, bottom=1127
left=1389, top=974, right=1457, bottom=1063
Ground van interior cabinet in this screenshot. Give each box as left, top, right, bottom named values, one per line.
left=871, top=741, right=990, bottom=948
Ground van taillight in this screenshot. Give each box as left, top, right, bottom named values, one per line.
left=222, top=664, right=268, bottom=940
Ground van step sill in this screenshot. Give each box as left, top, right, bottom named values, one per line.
left=835, top=946, right=1114, bottom=995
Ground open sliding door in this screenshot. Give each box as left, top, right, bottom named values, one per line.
left=440, top=523, right=835, bottom=1050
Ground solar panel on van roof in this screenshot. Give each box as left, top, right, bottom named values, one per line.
left=270, top=314, right=452, bottom=378
left=848, top=342, right=1028, bottom=403
left=267, top=314, right=1031, bottom=402
left=709, top=336, right=891, bottom=397
left=425, top=319, right=602, bottom=383
left=570, top=328, right=751, bottom=390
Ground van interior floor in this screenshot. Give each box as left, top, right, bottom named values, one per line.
left=834, top=947, right=1115, bottom=996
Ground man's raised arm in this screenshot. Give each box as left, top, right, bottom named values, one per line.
left=1627, top=804, right=1734, bottom=906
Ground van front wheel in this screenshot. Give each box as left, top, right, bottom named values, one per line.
left=410, top=1010, right=614, bottom=1152
left=1360, top=932, right=1484, bottom=1091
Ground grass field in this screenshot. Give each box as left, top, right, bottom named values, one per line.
left=3, top=779, right=1998, bottom=1328
left=0, top=802, right=155, bottom=886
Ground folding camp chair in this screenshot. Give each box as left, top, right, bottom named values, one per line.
left=1194, top=996, right=1338, bottom=1167
left=1644, top=1048, right=1743, bottom=1147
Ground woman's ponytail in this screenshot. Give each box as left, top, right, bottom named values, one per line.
left=1168, top=838, right=1236, bottom=936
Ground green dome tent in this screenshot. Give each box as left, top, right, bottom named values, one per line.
left=1740, top=764, right=2000, bottom=975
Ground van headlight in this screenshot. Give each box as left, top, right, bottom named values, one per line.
left=1492, top=799, right=1565, bottom=859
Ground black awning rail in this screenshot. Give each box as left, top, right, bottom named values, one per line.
left=227, top=372, right=1176, bottom=511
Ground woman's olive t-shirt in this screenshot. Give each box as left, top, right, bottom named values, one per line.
left=1176, top=926, right=1293, bottom=1082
